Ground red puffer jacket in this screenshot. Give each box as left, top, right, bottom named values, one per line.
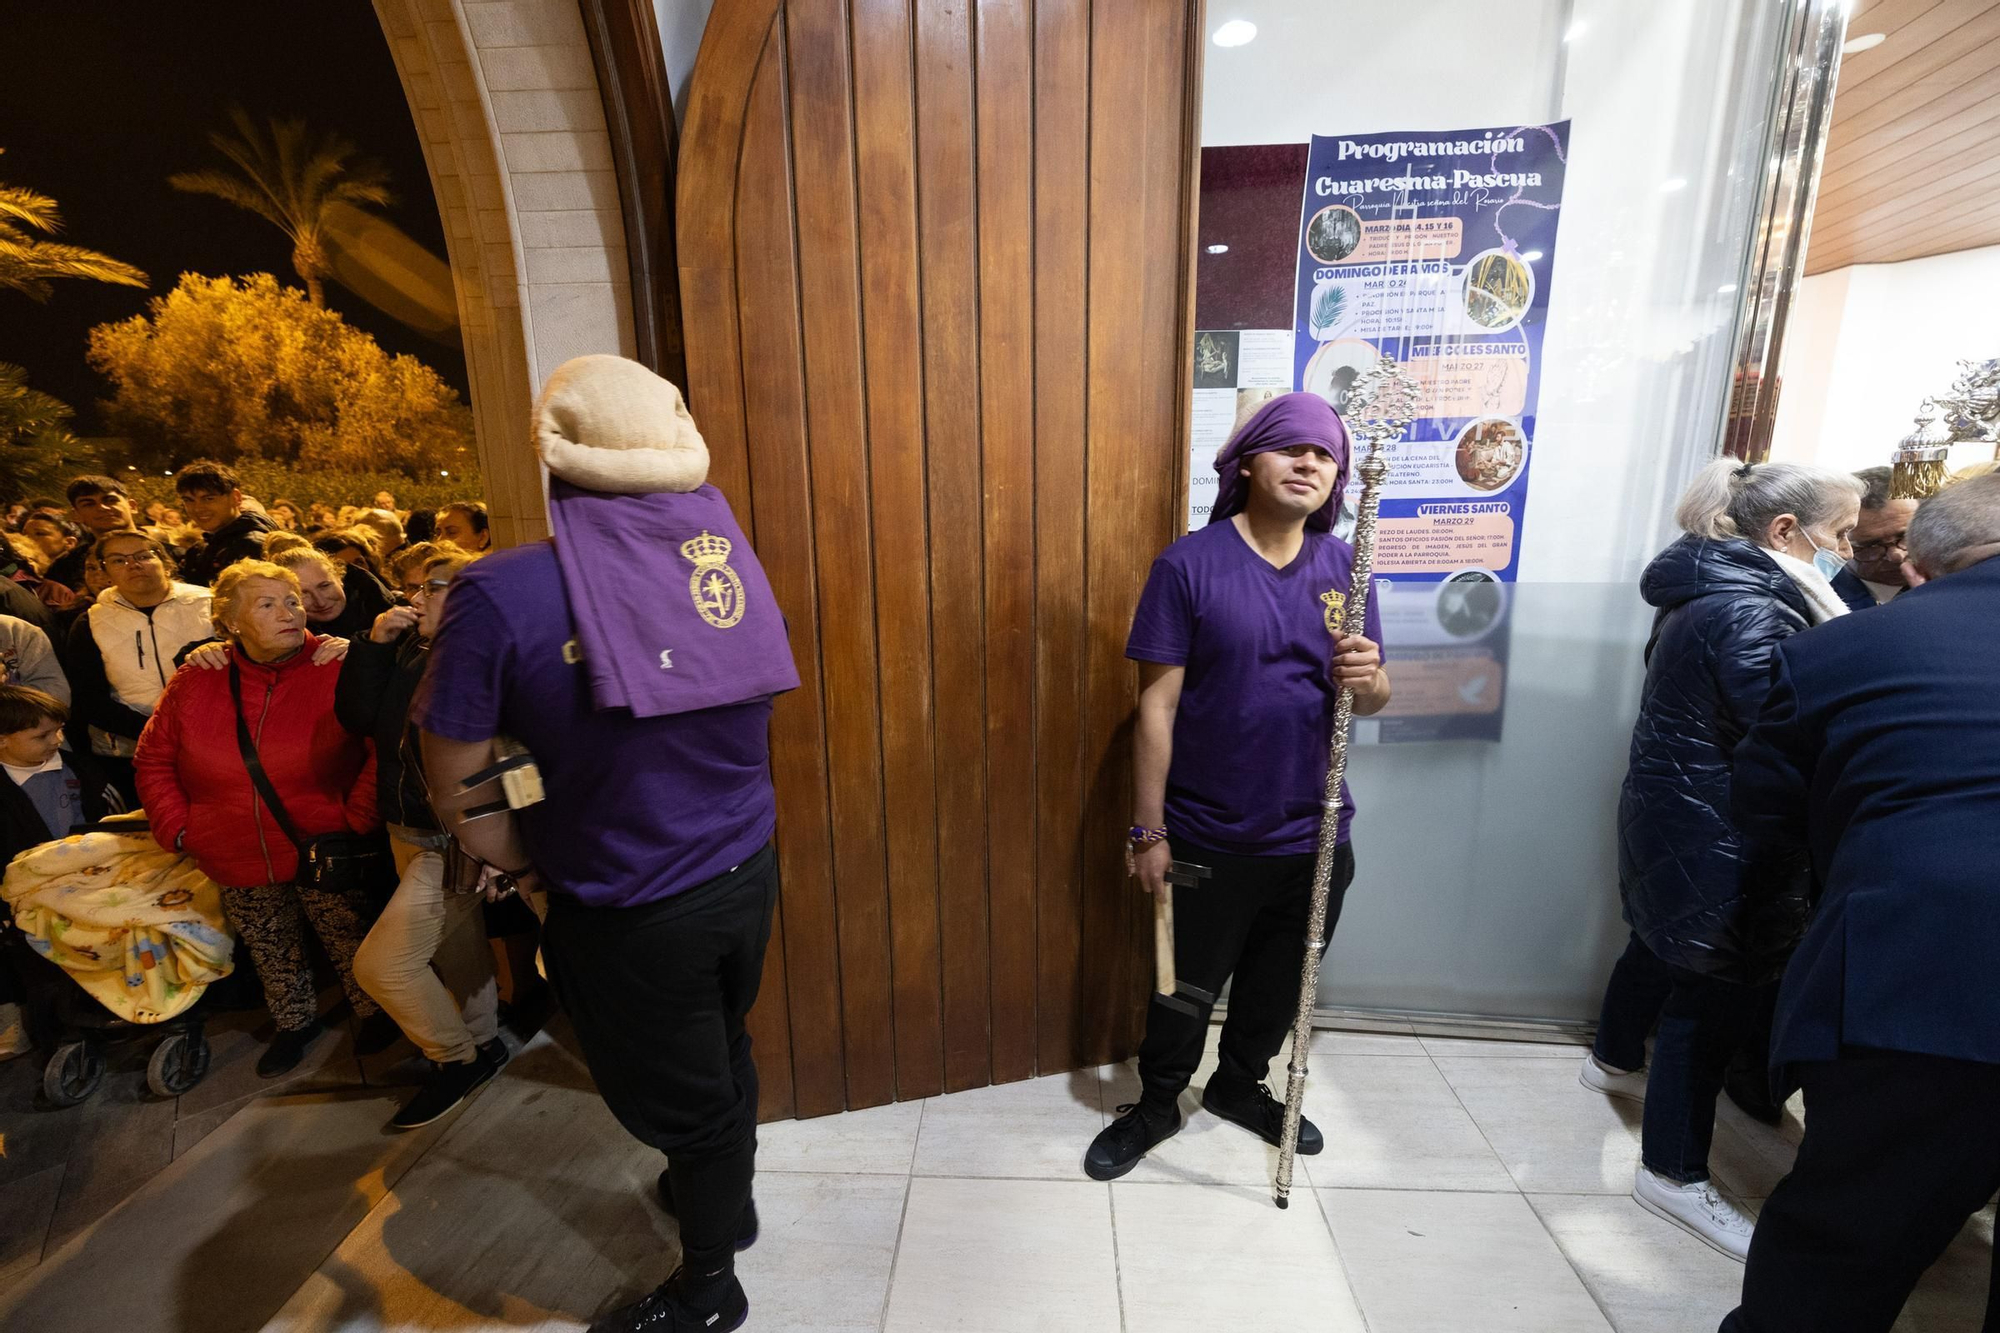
left=135, top=637, right=379, bottom=889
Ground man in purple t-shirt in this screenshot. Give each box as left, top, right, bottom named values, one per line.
left=423, top=357, right=796, bottom=1333
left=1085, top=392, right=1390, bottom=1182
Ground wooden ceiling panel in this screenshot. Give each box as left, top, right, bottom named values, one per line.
left=1805, top=0, right=2000, bottom=273
left=1820, top=41, right=2000, bottom=175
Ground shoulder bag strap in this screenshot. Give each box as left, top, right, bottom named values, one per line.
left=230, top=657, right=310, bottom=856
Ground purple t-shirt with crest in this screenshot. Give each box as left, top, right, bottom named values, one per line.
left=420, top=542, right=776, bottom=908
left=1127, top=521, right=1382, bottom=855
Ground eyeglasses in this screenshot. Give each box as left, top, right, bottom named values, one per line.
left=1852, top=533, right=1907, bottom=558
left=409, top=579, right=451, bottom=600
left=103, top=551, right=164, bottom=569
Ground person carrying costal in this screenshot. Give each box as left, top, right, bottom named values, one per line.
left=420, top=355, right=798, bottom=1333
left=1083, top=390, right=1391, bottom=1183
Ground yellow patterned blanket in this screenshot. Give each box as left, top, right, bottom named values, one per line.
left=2, top=831, right=235, bottom=1024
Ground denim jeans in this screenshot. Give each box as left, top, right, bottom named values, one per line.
left=1592, top=931, right=1673, bottom=1073
left=1643, top=964, right=1769, bottom=1183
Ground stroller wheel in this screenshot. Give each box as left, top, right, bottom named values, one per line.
left=42, top=1041, right=104, bottom=1108
left=147, top=1030, right=212, bottom=1097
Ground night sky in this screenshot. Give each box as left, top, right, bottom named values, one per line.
left=0, top=1, right=469, bottom=434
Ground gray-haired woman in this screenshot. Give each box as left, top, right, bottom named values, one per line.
left=1582, top=458, right=1865, bottom=1260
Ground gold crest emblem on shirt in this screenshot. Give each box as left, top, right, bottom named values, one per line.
left=681, top=530, right=747, bottom=629
left=1320, top=588, right=1346, bottom=633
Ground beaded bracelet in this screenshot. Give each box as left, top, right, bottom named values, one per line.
left=1127, top=825, right=1168, bottom=848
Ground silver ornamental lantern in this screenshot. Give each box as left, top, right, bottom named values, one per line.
left=1891, top=402, right=1953, bottom=500
left=1272, top=353, right=1421, bottom=1210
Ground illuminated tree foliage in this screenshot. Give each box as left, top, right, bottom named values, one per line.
left=87, top=272, right=475, bottom=477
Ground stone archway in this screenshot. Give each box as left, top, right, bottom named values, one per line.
left=372, top=0, right=638, bottom=546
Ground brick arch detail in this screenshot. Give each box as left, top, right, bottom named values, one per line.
left=373, top=0, right=637, bottom=545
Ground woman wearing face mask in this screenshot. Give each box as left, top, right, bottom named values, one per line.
left=1581, top=458, right=1863, bottom=1261
left=134, top=561, right=394, bottom=1077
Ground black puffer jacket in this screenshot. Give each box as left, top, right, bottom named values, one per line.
left=178, top=512, right=273, bottom=587
left=333, top=627, right=436, bottom=831
left=1616, top=535, right=1816, bottom=979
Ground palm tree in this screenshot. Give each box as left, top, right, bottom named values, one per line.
left=169, top=108, right=392, bottom=307
left=0, top=149, right=149, bottom=300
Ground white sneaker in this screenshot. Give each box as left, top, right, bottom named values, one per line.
left=1579, top=1052, right=1647, bottom=1102
left=1632, top=1165, right=1757, bottom=1260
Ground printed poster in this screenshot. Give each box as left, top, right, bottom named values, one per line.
left=1188, top=123, right=1569, bottom=742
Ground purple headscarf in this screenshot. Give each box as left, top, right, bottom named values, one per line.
left=1207, top=391, right=1351, bottom=533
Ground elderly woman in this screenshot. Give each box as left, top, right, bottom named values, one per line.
left=135, top=561, right=394, bottom=1077
left=340, top=549, right=503, bottom=1129
left=1583, top=458, right=1863, bottom=1260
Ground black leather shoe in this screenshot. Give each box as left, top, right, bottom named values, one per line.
left=1202, top=1078, right=1324, bottom=1154
left=1083, top=1101, right=1182, bottom=1181
left=589, top=1267, right=747, bottom=1333
left=654, top=1169, right=759, bottom=1250
left=389, top=1043, right=505, bottom=1130
left=256, top=1021, right=324, bottom=1079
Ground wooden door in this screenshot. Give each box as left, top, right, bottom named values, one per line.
left=678, top=0, right=1202, bottom=1117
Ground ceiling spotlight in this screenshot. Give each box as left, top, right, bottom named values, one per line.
left=1520, top=250, right=1543, bottom=262
left=1563, top=21, right=1586, bottom=42
left=1659, top=177, right=1689, bottom=193
left=1206, top=243, right=1230, bottom=255
left=1841, top=32, right=1886, bottom=54
left=1717, top=283, right=1739, bottom=294
left=1212, top=19, right=1256, bottom=47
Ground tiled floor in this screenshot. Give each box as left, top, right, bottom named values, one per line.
left=0, top=1020, right=1990, bottom=1331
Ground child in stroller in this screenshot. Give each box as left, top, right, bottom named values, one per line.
left=1, top=685, right=234, bottom=1105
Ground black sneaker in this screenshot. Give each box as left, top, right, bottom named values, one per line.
left=256, top=1021, right=324, bottom=1079
left=589, top=1267, right=747, bottom=1333
left=654, top=1168, right=759, bottom=1250
left=1202, top=1078, right=1324, bottom=1155
left=1083, top=1101, right=1181, bottom=1181
left=354, top=1009, right=404, bottom=1057
left=477, top=1036, right=510, bottom=1067
left=389, top=1043, right=504, bottom=1130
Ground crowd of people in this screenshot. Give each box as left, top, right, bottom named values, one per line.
left=0, top=461, right=532, bottom=1133
left=2, top=362, right=1998, bottom=1332
left=1577, top=456, right=2000, bottom=1330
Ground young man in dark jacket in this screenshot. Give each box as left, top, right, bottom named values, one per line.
left=173, top=460, right=273, bottom=587
left=1723, top=476, right=2000, bottom=1333
left=337, top=548, right=503, bottom=1131
left=45, top=475, right=139, bottom=593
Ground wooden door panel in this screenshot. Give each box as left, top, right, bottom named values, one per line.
left=678, top=0, right=1199, bottom=1117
